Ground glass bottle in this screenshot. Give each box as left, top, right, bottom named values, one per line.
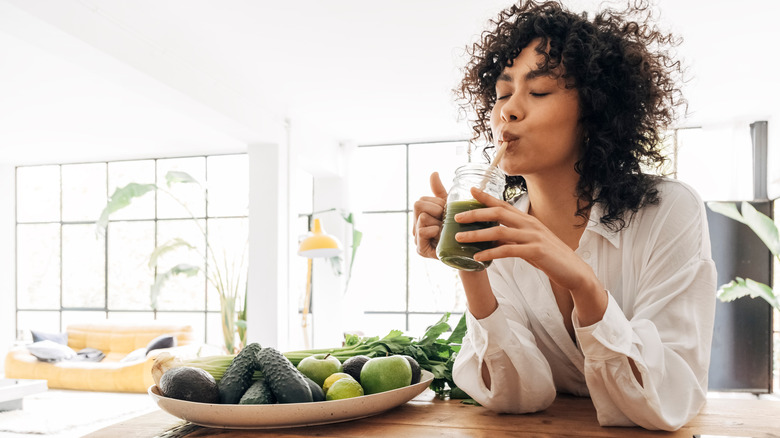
left=436, top=163, right=506, bottom=271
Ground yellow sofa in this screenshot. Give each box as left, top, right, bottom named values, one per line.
left=4, top=322, right=201, bottom=393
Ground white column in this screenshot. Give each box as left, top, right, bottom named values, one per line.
left=0, top=165, right=16, bottom=368
left=247, top=143, right=289, bottom=350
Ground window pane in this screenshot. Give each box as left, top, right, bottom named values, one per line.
left=108, top=160, right=156, bottom=220
left=408, top=142, right=470, bottom=208
left=359, top=313, right=406, bottom=337
left=408, top=313, right=459, bottom=338
left=206, top=218, right=248, bottom=311
left=155, top=219, right=207, bottom=311
left=676, top=125, right=753, bottom=201
left=206, top=312, right=224, bottom=347
left=350, top=212, right=406, bottom=312
left=17, top=223, right=60, bottom=309
left=62, top=163, right=106, bottom=222
left=157, top=157, right=206, bottom=219
left=16, top=165, right=60, bottom=222
left=107, top=311, right=155, bottom=322
left=407, top=212, right=466, bottom=313
left=62, top=224, right=105, bottom=308
left=352, top=145, right=406, bottom=212
left=207, top=155, right=248, bottom=217
left=107, top=221, right=154, bottom=310
left=156, top=312, right=207, bottom=345
left=62, top=311, right=108, bottom=328
left=16, top=311, right=61, bottom=341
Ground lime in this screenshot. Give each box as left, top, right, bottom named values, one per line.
left=325, top=377, right=364, bottom=400
left=322, top=372, right=352, bottom=393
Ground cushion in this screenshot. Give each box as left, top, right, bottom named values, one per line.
left=146, top=334, right=176, bottom=354
left=30, top=330, right=68, bottom=345
left=72, top=348, right=106, bottom=362
left=27, top=340, right=77, bottom=362
left=120, top=347, right=148, bottom=363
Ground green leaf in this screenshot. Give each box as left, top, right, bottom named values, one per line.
left=165, top=171, right=199, bottom=187
left=148, top=238, right=197, bottom=269
left=447, top=313, right=467, bottom=344
left=707, top=201, right=780, bottom=257
left=150, top=263, right=201, bottom=309
left=96, top=183, right=157, bottom=234
left=717, top=277, right=779, bottom=310
left=706, top=202, right=745, bottom=224
left=419, top=313, right=452, bottom=347
left=740, top=201, right=780, bottom=256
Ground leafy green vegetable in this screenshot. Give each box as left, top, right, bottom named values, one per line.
left=170, top=313, right=467, bottom=396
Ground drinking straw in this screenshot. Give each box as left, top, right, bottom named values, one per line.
left=478, top=141, right=507, bottom=190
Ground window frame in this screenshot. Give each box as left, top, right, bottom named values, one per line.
left=14, top=153, right=248, bottom=344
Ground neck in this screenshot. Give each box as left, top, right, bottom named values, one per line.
left=525, top=173, right=588, bottom=250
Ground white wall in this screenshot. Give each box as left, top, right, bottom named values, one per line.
left=0, top=165, right=15, bottom=373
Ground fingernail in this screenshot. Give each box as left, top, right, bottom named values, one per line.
left=454, top=213, right=463, bottom=220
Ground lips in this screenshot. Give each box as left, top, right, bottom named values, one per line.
left=498, top=132, right=520, bottom=147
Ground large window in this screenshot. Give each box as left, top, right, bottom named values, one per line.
left=349, top=141, right=471, bottom=336
left=14, top=154, right=248, bottom=345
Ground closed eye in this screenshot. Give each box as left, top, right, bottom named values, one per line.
left=497, top=94, right=511, bottom=101
left=530, top=92, right=550, bottom=97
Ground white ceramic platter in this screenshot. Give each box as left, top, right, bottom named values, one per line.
left=148, top=370, right=434, bottom=429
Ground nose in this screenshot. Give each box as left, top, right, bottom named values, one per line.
left=500, top=94, right=524, bottom=122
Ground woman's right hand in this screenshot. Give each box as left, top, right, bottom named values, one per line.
left=412, top=172, right=448, bottom=259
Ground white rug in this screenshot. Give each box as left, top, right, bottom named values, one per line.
left=0, top=389, right=157, bottom=437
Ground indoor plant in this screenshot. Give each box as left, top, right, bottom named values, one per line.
left=96, top=171, right=248, bottom=353
left=707, top=201, right=779, bottom=310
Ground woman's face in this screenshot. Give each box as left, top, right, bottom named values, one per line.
left=490, top=40, right=583, bottom=180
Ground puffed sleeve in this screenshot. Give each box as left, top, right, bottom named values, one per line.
left=452, top=266, right=556, bottom=413
left=573, top=183, right=717, bottom=430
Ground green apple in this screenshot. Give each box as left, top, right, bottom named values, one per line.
left=296, top=353, right=342, bottom=387
left=359, top=355, right=412, bottom=395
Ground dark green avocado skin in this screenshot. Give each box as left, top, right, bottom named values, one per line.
left=160, top=366, right=219, bottom=404
left=218, top=343, right=262, bottom=404
left=256, top=347, right=314, bottom=403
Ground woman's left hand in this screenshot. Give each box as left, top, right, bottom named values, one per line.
left=454, top=187, right=597, bottom=293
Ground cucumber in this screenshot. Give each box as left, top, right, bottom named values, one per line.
left=218, top=342, right=262, bottom=404
left=256, top=347, right=313, bottom=403
left=303, top=376, right=325, bottom=402
left=239, top=378, right=276, bottom=405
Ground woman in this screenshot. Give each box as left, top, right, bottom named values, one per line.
left=413, top=0, right=716, bottom=431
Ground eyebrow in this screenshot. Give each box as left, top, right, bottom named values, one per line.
left=496, top=69, right=555, bottom=83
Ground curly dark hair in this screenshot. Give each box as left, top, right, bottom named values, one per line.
left=457, top=0, right=685, bottom=231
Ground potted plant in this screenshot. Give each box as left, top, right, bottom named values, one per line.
left=96, top=171, right=248, bottom=353
left=707, top=201, right=779, bottom=310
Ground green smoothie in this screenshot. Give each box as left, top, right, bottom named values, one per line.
left=436, top=199, right=498, bottom=271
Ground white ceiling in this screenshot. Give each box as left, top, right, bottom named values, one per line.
left=1, top=0, right=779, bottom=166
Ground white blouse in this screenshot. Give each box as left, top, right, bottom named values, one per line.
left=452, top=178, right=717, bottom=431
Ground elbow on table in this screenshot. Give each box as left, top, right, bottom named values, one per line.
left=464, top=380, right=556, bottom=415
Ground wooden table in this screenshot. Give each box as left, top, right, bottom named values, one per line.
left=85, top=391, right=779, bottom=438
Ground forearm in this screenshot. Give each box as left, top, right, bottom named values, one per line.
left=459, top=270, right=498, bottom=319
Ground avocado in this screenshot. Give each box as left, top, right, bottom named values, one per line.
left=218, top=342, right=262, bottom=404
left=304, top=376, right=325, bottom=402
left=402, top=355, right=421, bottom=384
left=239, top=378, right=276, bottom=405
left=342, top=355, right=371, bottom=383
left=256, top=347, right=313, bottom=403
left=159, top=366, right=219, bottom=404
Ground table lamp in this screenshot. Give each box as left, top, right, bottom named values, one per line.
left=298, top=218, right=342, bottom=258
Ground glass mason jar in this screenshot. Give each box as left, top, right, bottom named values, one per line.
left=436, top=163, right=506, bottom=271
